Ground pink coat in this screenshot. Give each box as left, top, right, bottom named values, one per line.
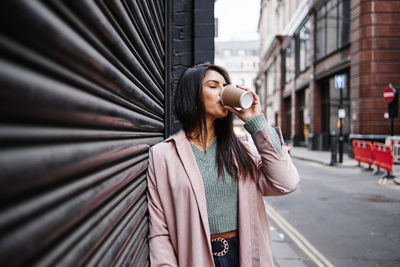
left=146, top=128, right=300, bottom=267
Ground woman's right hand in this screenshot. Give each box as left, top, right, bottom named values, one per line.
left=223, top=85, right=262, bottom=122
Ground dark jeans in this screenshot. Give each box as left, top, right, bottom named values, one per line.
left=212, top=236, right=239, bottom=267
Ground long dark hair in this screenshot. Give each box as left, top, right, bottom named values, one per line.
left=174, top=62, right=257, bottom=180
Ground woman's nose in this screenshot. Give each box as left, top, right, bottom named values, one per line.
left=218, top=85, right=224, bottom=94
left=218, top=86, right=223, bottom=99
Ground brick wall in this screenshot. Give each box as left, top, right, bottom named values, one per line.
left=169, top=0, right=215, bottom=135
left=172, top=0, right=214, bottom=82
left=350, top=0, right=400, bottom=135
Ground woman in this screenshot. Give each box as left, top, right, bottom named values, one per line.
left=146, top=62, right=299, bottom=267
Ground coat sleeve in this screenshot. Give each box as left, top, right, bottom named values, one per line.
left=146, top=147, right=178, bottom=267
left=249, top=127, right=300, bottom=196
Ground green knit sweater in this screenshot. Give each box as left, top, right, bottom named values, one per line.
left=190, top=114, right=282, bottom=234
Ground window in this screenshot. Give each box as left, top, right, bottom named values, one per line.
left=267, top=64, right=275, bottom=96
left=326, top=0, right=338, bottom=54
left=237, top=49, right=246, bottom=56
left=338, top=0, right=350, bottom=46
left=315, top=0, right=350, bottom=61
left=285, top=40, right=295, bottom=84
left=223, top=49, right=231, bottom=56
left=316, top=5, right=326, bottom=59
left=296, top=18, right=311, bottom=74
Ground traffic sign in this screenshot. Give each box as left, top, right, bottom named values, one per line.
left=384, top=84, right=396, bottom=103
left=335, top=74, right=345, bottom=89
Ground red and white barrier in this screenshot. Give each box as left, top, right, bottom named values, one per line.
left=353, top=139, right=395, bottom=178
left=385, top=136, right=400, bottom=164
left=372, top=142, right=394, bottom=175
left=352, top=140, right=374, bottom=170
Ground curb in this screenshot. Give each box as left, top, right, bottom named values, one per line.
left=291, top=155, right=357, bottom=168
left=292, top=154, right=399, bottom=185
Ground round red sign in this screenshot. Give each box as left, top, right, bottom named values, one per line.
left=384, top=86, right=395, bottom=103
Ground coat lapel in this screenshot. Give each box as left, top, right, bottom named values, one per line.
left=237, top=159, right=254, bottom=266
left=172, top=130, right=211, bottom=241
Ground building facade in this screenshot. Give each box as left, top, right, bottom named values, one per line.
left=215, top=40, right=259, bottom=87
left=215, top=39, right=260, bottom=135
left=257, top=0, right=400, bottom=152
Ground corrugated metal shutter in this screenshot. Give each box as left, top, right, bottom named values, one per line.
left=0, top=1, right=167, bottom=266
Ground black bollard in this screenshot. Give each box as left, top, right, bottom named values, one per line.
left=330, top=131, right=337, bottom=166
left=338, top=135, right=344, bottom=163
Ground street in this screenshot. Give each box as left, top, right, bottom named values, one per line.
left=266, top=158, right=400, bottom=267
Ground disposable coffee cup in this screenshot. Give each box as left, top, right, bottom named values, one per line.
left=220, top=84, right=253, bottom=109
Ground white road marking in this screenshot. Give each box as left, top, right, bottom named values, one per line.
left=265, top=201, right=335, bottom=267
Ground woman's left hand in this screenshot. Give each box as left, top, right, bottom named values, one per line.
left=223, top=85, right=262, bottom=122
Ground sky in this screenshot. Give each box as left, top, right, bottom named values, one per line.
left=214, top=0, right=260, bottom=41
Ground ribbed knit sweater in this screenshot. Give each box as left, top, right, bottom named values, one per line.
left=190, top=114, right=282, bottom=234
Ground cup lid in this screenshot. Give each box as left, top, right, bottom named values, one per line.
left=240, top=92, right=253, bottom=109
left=220, top=86, right=226, bottom=105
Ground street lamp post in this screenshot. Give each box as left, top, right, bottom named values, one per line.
left=335, top=74, right=345, bottom=164
left=339, top=88, right=343, bottom=163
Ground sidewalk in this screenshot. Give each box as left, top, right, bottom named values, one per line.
left=270, top=220, right=312, bottom=267
left=289, top=146, right=400, bottom=178
left=289, top=146, right=357, bottom=168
